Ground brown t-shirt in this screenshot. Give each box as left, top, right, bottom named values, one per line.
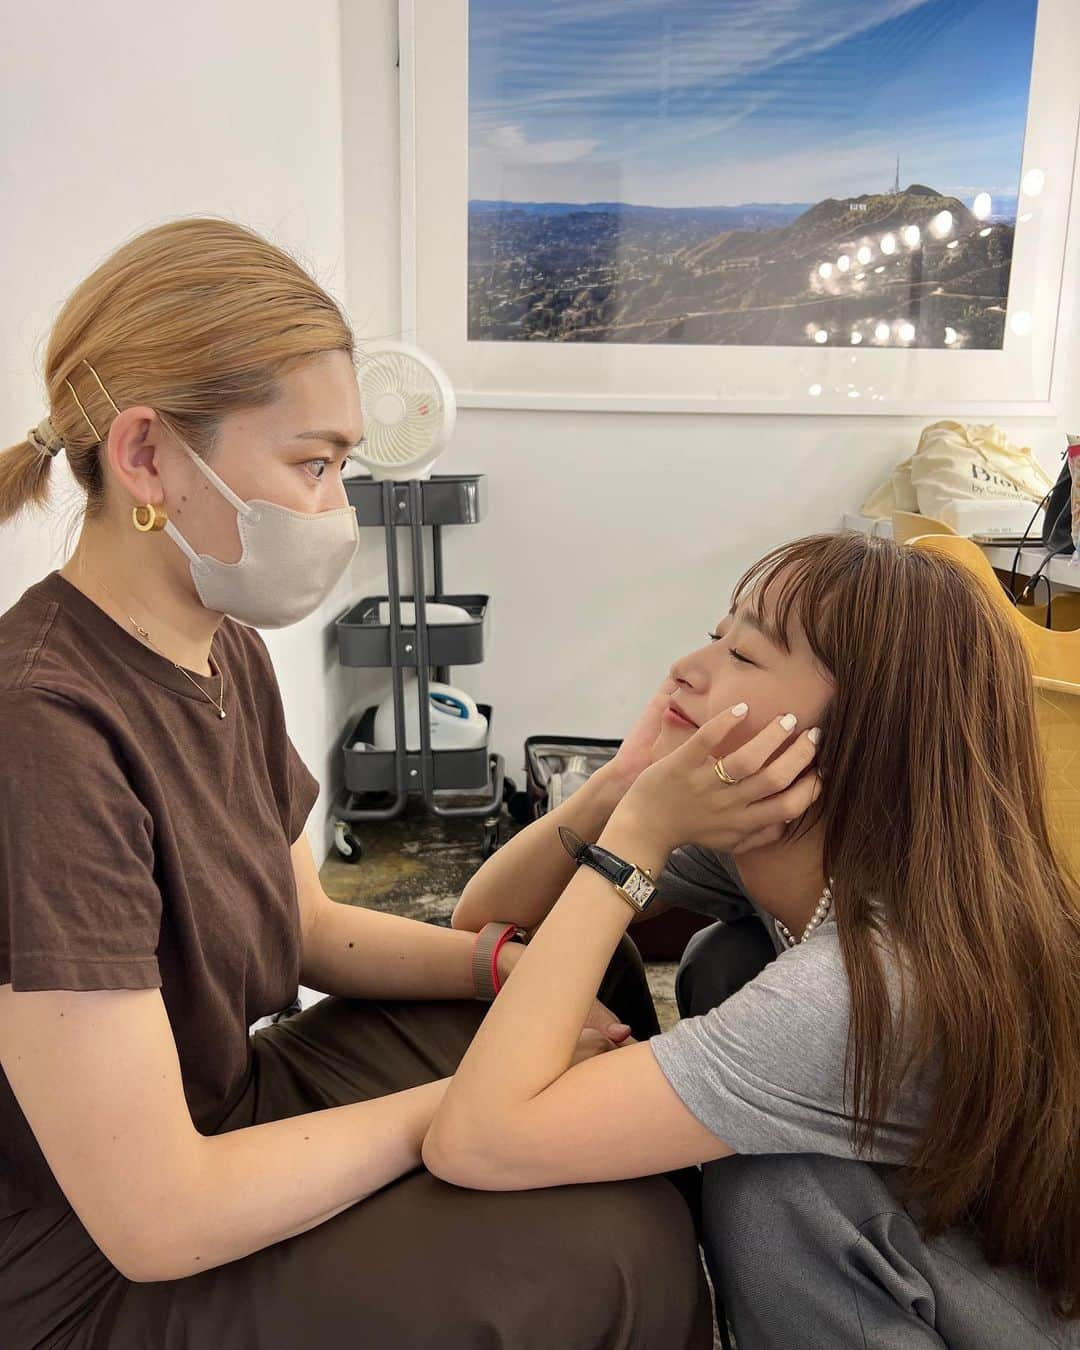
left=0, top=570, right=320, bottom=1226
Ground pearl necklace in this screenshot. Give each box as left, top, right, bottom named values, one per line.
left=773, top=881, right=833, bottom=948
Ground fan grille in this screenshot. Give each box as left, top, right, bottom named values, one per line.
left=358, top=351, right=447, bottom=467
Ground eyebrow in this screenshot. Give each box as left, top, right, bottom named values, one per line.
left=293, top=429, right=366, bottom=450
left=736, top=606, right=784, bottom=649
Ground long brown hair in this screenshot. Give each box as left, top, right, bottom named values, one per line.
left=0, top=215, right=353, bottom=530
left=732, top=531, right=1080, bottom=1318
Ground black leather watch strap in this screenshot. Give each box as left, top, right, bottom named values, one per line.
left=558, top=826, right=657, bottom=912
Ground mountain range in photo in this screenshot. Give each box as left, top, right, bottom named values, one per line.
left=467, top=186, right=1016, bottom=349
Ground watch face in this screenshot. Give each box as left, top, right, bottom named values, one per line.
left=620, top=870, right=656, bottom=909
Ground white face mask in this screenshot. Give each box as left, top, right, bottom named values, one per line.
left=163, top=442, right=360, bottom=629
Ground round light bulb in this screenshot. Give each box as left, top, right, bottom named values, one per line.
left=930, top=210, right=954, bottom=238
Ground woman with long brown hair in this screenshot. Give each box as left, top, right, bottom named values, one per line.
left=440, top=530, right=1080, bottom=1348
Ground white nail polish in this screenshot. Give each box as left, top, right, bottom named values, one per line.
left=808, top=727, right=821, bottom=744
left=779, top=713, right=797, bottom=731
left=731, top=702, right=749, bottom=717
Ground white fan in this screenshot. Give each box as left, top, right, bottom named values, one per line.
left=350, top=340, right=457, bottom=482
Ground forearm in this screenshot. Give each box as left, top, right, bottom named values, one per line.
left=301, top=901, right=482, bottom=1001
left=434, top=816, right=672, bottom=1124
left=134, top=1078, right=448, bottom=1282
left=451, top=763, right=629, bottom=933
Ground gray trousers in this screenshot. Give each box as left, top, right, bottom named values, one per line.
left=676, top=920, right=1078, bottom=1350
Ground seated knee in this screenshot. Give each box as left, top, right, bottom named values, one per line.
left=675, top=918, right=775, bottom=1018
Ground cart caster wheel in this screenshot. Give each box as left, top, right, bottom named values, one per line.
left=333, top=821, right=364, bottom=864
left=501, top=775, right=518, bottom=805
left=480, top=819, right=501, bottom=859
left=507, top=790, right=533, bottom=826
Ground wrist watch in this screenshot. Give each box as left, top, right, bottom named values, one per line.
left=558, top=826, right=658, bottom=914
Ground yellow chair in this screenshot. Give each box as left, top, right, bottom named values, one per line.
left=1016, top=592, right=1080, bottom=633
left=908, top=533, right=1080, bottom=877
left=890, top=511, right=958, bottom=545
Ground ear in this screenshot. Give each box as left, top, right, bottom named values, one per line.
left=103, top=407, right=170, bottom=506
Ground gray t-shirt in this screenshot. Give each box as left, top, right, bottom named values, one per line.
left=648, top=847, right=934, bottom=1163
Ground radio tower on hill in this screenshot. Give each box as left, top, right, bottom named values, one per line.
left=892, top=156, right=901, bottom=195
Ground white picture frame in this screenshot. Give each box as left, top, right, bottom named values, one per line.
left=400, top=0, right=1080, bottom=417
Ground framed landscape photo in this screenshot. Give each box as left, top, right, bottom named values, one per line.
left=400, top=0, right=1080, bottom=415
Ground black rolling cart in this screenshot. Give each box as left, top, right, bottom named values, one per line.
left=330, top=474, right=509, bottom=864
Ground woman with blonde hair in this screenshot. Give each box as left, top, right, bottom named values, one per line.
left=0, top=217, right=714, bottom=1349
left=441, top=530, right=1080, bottom=1349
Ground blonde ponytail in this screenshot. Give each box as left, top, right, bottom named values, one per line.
left=0, top=432, right=58, bottom=524
left=0, top=214, right=354, bottom=528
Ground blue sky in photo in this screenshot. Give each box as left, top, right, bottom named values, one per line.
left=468, top=0, right=1039, bottom=207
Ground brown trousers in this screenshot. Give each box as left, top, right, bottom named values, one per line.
left=7, top=938, right=713, bottom=1350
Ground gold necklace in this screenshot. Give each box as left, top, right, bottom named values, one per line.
left=85, top=566, right=227, bottom=720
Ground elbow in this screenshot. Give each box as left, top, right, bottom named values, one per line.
left=106, top=1233, right=174, bottom=1284
left=449, top=892, right=480, bottom=932
left=423, top=1117, right=503, bottom=1190
left=421, top=1122, right=475, bottom=1187
left=104, top=1209, right=200, bottom=1284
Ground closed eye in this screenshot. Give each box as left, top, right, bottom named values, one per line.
left=707, top=630, right=755, bottom=665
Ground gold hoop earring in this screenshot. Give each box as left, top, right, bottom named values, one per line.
left=132, top=502, right=167, bottom=532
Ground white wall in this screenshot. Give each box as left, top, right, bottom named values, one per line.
left=0, top=0, right=392, bottom=862
left=4, top=1, right=1078, bottom=864
left=342, top=0, right=1080, bottom=782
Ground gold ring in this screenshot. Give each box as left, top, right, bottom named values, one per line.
left=713, top=756, right=738, bottom=785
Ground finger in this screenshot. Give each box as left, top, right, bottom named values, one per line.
left=716, top=713, right=812, bottom=786
left=578, top=1031, right=616, bottom=1060
left=728, top=723, right=820, bottom=802
left=605, top=1022, right=633, bottom=1043
left=744, top=767, right=823, bottom=833
left=683, top=702, right=751, bottom=763
left=572, top=1031, right=603, bottom=1059
left=586, top=999, right=620, bottom=1032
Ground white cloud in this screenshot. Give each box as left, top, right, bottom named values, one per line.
left=479, top=123, right=599, bottom=164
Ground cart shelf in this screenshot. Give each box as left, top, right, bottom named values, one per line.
left=341, top=703, right=495, bottom=795
left=344, top=473, right=487, bottom=526
left=336, top=593, right=489, bottom=668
